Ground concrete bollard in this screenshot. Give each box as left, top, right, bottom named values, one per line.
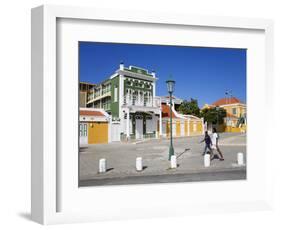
left=204, top=154, right=210, bottom=167
left=237, top=152, right=244, bottom=165
left=99, top=158, right=107, bottom=173
left=136, top=157, right=143, bottom=171
left=170, top=155, right=177, bottom=169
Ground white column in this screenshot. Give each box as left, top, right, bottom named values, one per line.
left=119, top=74, right=124, bottom=118
left=152, top=82, right=156, bottom=107
left=201, top=118, right=204, bottom=135
left=204, top=121, right=208, bottom=133
left=181, top=121, right=185, bottom=136
left=126, top=109, right=130, bottom=138
left=159, top=109, right=162, bottom=136
left=127, top=93, right=130, bottom=105
left=137, top=90, right=139, bottom=106
left=108, top=116, right=112, bottom=143
left=187, top=118, right=190, bottom=136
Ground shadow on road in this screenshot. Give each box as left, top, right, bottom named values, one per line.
left=176, top=148, right=190, bottom=159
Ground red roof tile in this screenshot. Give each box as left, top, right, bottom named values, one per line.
left=80, top=110, right=104, bottom=116
left=212, top=97, right=241, bottom=106
left=162, top=104, right=177, bottom=118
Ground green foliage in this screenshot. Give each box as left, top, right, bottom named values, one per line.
left=200, top=107, right=227, bottom=124
left=178, top=98, right=200, bottom=116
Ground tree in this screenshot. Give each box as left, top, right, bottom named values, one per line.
left=178, top=98, right=200, bottom=116
left=200, top=107, right=226, bottom=125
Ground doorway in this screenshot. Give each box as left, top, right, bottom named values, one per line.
left=135, top=117, right=143, bottom=139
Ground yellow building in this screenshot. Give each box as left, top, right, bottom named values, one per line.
left=206, top=97, right=247, bottom=133
left=79, top=108, right=110, bottom=145
left=161, top=104, right=204, bottom=138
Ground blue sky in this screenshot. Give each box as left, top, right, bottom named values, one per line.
left=79, top=42, right=246, bottom=107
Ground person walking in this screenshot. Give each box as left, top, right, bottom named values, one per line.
left=200, top=131, right=214, bottom=156
left=211, top=128, right=224, bottom=161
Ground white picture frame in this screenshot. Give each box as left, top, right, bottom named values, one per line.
left=31, top=5, right=274, bottom=225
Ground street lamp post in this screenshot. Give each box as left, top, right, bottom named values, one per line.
left=216, top=106, right=219, bottom=130
left=225, top=90, right=229, bottom=128
left=166, top=78, right=175, bottom=160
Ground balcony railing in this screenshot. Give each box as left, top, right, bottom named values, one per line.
left=123, top=95, right=161, bottom=108
left=87, top=91, right=111, bottom=103
left=102, top=104, right=111, bottom=111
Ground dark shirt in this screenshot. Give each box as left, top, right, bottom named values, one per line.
left=204, top=135, right=212, bottom=145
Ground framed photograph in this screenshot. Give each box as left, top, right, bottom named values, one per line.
left=31, top=5, right=274, bottom=225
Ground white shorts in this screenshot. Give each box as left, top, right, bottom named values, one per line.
left=211, top=145, right=217, bottom=150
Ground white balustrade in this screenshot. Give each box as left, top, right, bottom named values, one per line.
left=123, top=95, right=161, bottom=108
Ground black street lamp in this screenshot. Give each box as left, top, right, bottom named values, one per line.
left=216, top=106, right=219, bottom=129
left=225, top=91, right=229, bottom=127
left=166, top=78, right=175, bottom=160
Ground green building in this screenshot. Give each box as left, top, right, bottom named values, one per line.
left=86, top=63, right=162, bottom=141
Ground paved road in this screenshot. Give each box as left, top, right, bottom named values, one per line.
left=79, top=168, right=246, bottom=187
left=79, top=133, right=246, bottom=186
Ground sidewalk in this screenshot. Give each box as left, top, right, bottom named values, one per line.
left=219, top=133, right=246, bottom=146
left=79, top=133, right=246, bottom=182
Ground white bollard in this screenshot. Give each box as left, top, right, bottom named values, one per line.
left=99, top=158, right=107, bottom=173
left=170, top=155, right=177, bottom=169
left=204, top=154, right=210, bottom=167
left=237, top=152, right=244, bottom=165
left=136, top=157, right=143, bottom=171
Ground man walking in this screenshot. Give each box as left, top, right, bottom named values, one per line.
left=211, top=128, right=224, bottom=161
left=200, top=131, right=214, bottom=156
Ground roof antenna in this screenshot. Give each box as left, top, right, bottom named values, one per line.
left=225, top=90, right=229, bottom=104
left=229, top=90, right=233, bottom=99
